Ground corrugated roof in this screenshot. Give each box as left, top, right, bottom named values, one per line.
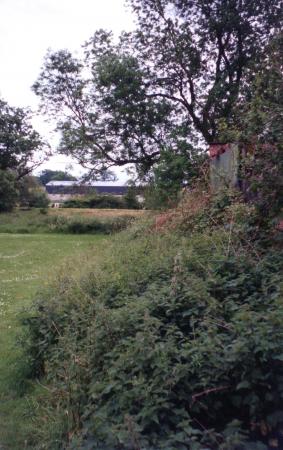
left=46, top=180, right=128, bottom=187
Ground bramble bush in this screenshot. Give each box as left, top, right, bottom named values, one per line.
left=22, top=207, right=283, bottom=449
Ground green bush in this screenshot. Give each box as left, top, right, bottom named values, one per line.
left=23, top=220, right=283, bottom=449
left=0, top=169, right=18, bottom=212
left=18, top=176, right=50, bottom=208
left=46, top=214, right=134, bottom=234
left=28, top=191, right=49, bottom=208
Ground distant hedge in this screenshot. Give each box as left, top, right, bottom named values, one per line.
left=46, top=214, right=135, bottom=234
left=62, top=194, right=141, bottom=210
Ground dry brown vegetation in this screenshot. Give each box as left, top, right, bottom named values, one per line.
left=154, top=184, right=211, bottom=231
left=49, top=208, right=149, bottom=218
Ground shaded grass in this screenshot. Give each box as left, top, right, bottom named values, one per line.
left=0, top=233, right=106, bottom=449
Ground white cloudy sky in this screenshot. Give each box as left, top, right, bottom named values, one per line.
left=0, top=0, right=134, bottom=178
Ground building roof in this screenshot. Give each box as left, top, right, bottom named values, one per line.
left=46, top=180, right=128, bottom=187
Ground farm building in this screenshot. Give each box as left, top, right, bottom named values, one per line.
left=45, top=180, right=128, bottom=204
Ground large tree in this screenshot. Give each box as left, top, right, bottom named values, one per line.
left=0, top=99, right=48, bottom=179
left=33, top=0, right=281, bottom=176
left=33, top=45, right=176, bottom=177
left=0, top=98, right=49, bottom=212
left=128, top=0, right=282, bottom=142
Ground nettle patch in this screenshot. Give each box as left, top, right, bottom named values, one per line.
left=23, top=226, right=283, bottom=450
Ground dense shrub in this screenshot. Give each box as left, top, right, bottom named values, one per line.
left=23, top=217, right=283, bottom=449
left=0, top=169, right=18, bottom=212
left=18, top=176, right=50, bottom=208
left=28, top=191, right=49, bottom=208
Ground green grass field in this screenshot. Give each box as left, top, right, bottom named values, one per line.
left=0, top=208, right=147, bottom=234
left=0, top=233, right=106, bottom=449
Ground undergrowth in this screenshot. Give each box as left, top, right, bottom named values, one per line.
left=20, top=190, right=283, bottom=449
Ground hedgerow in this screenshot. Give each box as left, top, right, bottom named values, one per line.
left=22, top=201, right=283, bottom=449
left=45, top=214, right=135, bottom=234
left=62, top=193, right=141, bottom=210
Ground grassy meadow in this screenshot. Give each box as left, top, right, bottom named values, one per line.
left=0, top=232, right=106, bottom=449
left=0, top=208, right=150, bottom=235
left=0, top=208, right=147, bottom=234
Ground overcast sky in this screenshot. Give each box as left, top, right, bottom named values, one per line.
left=0, top=0, right=134, bottom=177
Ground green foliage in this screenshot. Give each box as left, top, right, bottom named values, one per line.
left=238, top=33, right=282, bottom=145
left=33, top=44, right=174, bottom=177
left=63, top=193, right=141, bottom=210
left=32, top=1, right=282, bottom=180
left=0, top=209, right=53, bottom=233
left=0, top=98, right=47, bottom=179
left=240, top=35, right=282, bottom=221
left=22, top=214, right=283, bottom=448
left=143, top=184, right=173, bottom=210
left=38, top=170, right=77, bottom=186
left=129, top=0, right=282, bottom=143
left=124, top=187, right=141, bottom=209
left=0, top=98, right=48, bottom=212
left=0, top=170, right=18, bottom=212
left=28, top=191, right=49, bottom=208
left=144, top=149, right=205, bottom=209
left=18, top=176, right=49, bottom=208
left=242, top=144, right=283, bottom=221
left=46, top=214, right=134, bottom=235
left=218, top=34, right=283, bottom=222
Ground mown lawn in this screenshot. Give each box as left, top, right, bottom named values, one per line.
left=0, top=233, right=106, bottom=449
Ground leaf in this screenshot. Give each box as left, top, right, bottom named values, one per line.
left=236, top=380, right=251, bottom=390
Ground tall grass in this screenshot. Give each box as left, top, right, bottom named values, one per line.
left=0, top=209, right=136, bottom=234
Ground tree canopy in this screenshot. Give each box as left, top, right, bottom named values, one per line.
left=38, top=169, right=77, bottom=186
left=0, top=98, right=49, bottom=212
left=0, top=99, right=48, bottom=180
left=128, top=0, right=282, bottom=142
left=33, top=0, right=282, bottom=178
left=0, top=170, right=18, bottom=212
left=33, top=46, right=176, bottom=177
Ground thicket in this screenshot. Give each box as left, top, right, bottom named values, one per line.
left=0, top=172, right=49, bottom=213
left=21, top=187, right=283, bottom=450
left=0, top=169, right=18, bottom=212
